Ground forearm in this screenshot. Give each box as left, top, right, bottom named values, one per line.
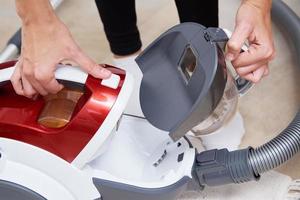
left=15, top=0, right=57, bottom=25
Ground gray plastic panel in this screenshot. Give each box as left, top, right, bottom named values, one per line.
left=93, top=177, right=190, bottom=200
left=136, top=23, right=227, bottom=141
left=0, top=180, right=46, bottom=200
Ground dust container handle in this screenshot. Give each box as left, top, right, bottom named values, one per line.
left=222, top=29, right=254, bottom=96
left=0, top=63, right=88, bottom=84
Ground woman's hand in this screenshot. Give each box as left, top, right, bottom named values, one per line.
left=226, top=0, right=275, bottom=83
left=12, top=0, right=111, bottom=98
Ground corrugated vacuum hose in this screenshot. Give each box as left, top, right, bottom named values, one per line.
left=249, top=112, right=300, bottom=176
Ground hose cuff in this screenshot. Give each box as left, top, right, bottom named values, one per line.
left=194, top=148, right=259, bottom=186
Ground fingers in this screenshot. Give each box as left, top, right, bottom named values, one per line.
left=263, top=66, right=269, bottom=76
left=11, top=59, right=40, bottom=98
left=21, top=75, right=37, bottom=98
left=232, top=43, right=275, bottom=68
left=241, top=65, right=269, bottom=83
left=226, top=23, right=253, bottom=61
left=11, top=47, right=108, bottom=98
left=11, top=58, right=64, bottom=97
left=72, top=48, right=111, bottom=79
left=23, top=58, right=64, bottom=95
left=41, top=78, right=63, bottom=94
left=231, top=39, right=274, bottom=83
left=11, top=59, right=25, bottom=96
left=227, top=22, right=274, bottom=84
left=235, top=58, right=270, bottom=83
left=235, top=60, right=267, bottom=76
left=33, top=65, right=63, bottom=94
left=28, top=79, right=49, bottom=96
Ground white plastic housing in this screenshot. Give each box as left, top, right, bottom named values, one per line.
left=86, top=115, right=195, bottom=189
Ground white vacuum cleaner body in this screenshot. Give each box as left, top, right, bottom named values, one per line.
left=0, top=23, right=253, bottom=200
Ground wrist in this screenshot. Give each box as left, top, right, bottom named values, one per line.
left=243, top=0, right=272, bottom=15
left=16, top=0, right=57, bottom=26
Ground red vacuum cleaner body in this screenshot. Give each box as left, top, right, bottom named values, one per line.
left=0, top=61, right=125, bottom=162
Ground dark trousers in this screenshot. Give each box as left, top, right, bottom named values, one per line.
left=95, top=0, right=218, bottom=56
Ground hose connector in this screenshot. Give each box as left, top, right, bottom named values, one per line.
left=193, top=148, right=259, bottom=186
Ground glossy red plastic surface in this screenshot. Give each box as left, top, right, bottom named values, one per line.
left=0, top=61, right=125, bottom=162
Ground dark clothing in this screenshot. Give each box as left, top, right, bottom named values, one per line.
left=95, top=0, right=219, bottom=56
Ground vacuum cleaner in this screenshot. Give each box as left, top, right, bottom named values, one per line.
left=0, top=0, right=299, bottom=199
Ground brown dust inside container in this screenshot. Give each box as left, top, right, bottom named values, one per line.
left=38, top=88, right=84, bottom=128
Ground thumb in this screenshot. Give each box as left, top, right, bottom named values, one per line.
left=226, top=23, right=252, bottom=61
left=73, top=49, right=111, bottom=79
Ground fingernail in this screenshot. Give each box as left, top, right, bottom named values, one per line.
left=226, top=53, right=234, bottom=61
left=100, top=68, right=111, bottom=77
left=32, top=94, right=39, bottom=100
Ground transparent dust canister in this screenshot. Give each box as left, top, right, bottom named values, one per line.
left=191, top=71, right=239, bottom=136
left=38, top=88, right=84, bottom=128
